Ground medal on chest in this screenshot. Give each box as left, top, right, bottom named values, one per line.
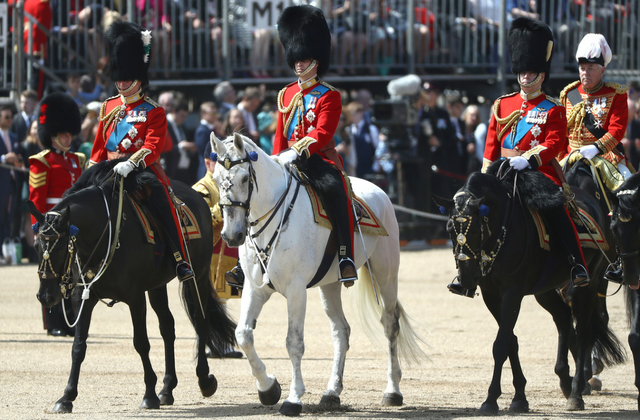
left=525, top=107, right=548, bottom=125
left=587, top=97, right=607, bottom=128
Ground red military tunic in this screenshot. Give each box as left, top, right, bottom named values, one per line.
left=560, top=81, right=629, bottom=165
left=29, top=149, right=84, bottom=224
left=483, top=91, right=567, bottom=185
left=90, top=92, right=166, bottom=170
left=273, top=78, right=344, bottom=170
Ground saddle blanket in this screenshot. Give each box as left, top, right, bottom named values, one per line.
left=304, top=185, right=388, bottom=236
left=129, top=196, right=202, bottom=244
left=530, top=207, right=608, bottom=252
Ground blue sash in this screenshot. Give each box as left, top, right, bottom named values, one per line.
left=106, top=102, right=152, bottom=152
left=285, top=84, right=330, bottom=141
left=503, top=99, right=555, bottom=149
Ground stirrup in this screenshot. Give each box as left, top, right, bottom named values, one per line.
left=225, top=265, right=244, bottom=289
left=571, top=264, right=589, bottom=287
left=338, top=258, right=357, bottom=283
left=176, top=262, right=195, bottom=282
left=604, top=262, right=624, bottom=285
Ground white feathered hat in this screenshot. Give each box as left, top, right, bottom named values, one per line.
left=576, top=33, right=612, bottom=67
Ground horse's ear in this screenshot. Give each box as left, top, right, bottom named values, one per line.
left=210, top=132, right=226, bottom=157
left=28, top=200, right=45, bottom=225
left=431, top=195, right=454, bottom=214
left=233, top=132, right=245, bottom=154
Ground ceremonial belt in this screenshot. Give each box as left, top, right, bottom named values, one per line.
left=285, top=84, right=330, bottom=141
left=501, top=148, right=523, bottom=157
left=46, top=197, right=62, bottom=205
left=567, top=88, right=608, bottom=139
left=106, top=102, right=150, bottom=152
left=504, top=99, right=555, bottom=149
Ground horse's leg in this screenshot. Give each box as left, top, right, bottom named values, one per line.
left=628, top=289, right=640, bottom=413
left=128, top=294, right=160, bottom=409
left=279, top=283, right=308, bottom=416
left=479, top=287, right=524, bottom=415
left=52, top=296, right=98, bottom=414
left=317, top=282, right=350, bottom=407
left=368, top=258, right=404, bottom=407
left=235, top=286, right=281, bottom=406
left=589, top=278, right=610, bottom=392
left=535, top=290, right=574, bottom=399
left=148, top=286, right=177, bottom=406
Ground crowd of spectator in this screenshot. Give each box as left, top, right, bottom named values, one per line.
left=7, top=0, right=633, bottom=89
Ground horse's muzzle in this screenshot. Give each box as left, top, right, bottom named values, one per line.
left=222, top=231, right=246, bottom=247
left=37, top=281, right=62, bottom=308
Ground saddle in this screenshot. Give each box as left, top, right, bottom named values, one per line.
left=529, top=207, right=607, bottom=251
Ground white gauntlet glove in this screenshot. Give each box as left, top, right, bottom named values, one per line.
left=113, top=161, right=135, bottom=177
left=278, top=149, right=299, bottom=165
left=578, top=144, right=599, bottom=160
left=508, top=156, right=531, bottom=171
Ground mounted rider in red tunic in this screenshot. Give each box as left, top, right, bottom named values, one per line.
left=89, top=21, right=194, bottom=282
left=449, top=18, right=589, bottom=296
left=273, top=4, right=357, bottom=285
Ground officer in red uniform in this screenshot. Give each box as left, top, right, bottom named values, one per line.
left=560, top=33, right=631, bottom=179
left=29, top=92, right=82, bottom=336
left=89, top=21, right=194, bottom=282
left=449, top=18, right=588, bottom=296
left=274, top=4, right=357, bottom=285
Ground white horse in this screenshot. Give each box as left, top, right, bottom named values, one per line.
left=210, top=133, right=425, bottom=416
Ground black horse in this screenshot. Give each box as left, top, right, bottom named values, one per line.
left=30, top=160, right=236, bottom=413
left=434, top=163, right=624, bottom=415
left=609, top=173, right=640, bottom=413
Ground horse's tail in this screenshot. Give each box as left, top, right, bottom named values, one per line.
left=591, top=292, right=626, bottom=367
left=625, top=287, right=636, bottom=330
left=180, top=281, right=237, bottom=357
left=354, top=264, right=428, bottom=365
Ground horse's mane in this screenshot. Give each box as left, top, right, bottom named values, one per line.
left=615, top=175, right=640, bottom=215
left=64, top=158, right=162, bottom=198
left=477, top=159, right=564, bottom=211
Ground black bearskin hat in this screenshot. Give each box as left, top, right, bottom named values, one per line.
left=105, top=20, right=151, bottom=86
left=36, top=92, right=81, bottom=149
left=277, top=5, right=331, bottom=77
left=508, top=17, right=554, bottom=84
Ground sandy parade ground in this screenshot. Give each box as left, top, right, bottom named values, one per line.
left=1, top=246, right=639, bottom=420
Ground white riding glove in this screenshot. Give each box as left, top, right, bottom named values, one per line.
left=578, top=144, right=599, bottom=160
left=278, top=149, right=299, bottom=165
left=113, top=161, right=135, bottom=178
left=508, top=156, right=531, bottom=171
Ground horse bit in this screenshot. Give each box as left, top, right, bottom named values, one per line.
left=36, top=213, right=79, bottom=299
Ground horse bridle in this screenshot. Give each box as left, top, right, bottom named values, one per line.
left=215, top=152, right=258, bottom=211
left=36, top=213, right=78, bottom=298
left=612, top=188, right=640, bottom=269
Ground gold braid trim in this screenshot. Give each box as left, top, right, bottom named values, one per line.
left=100, top=101, right=124, bottom=141
left=493, top=98, right=520, bottom=139
left=559, top=80, right=581, bottom=103
left=291, top=136, right=317, bottom=159
left=521, top=144, right=548, bottom=168
left=605, top=82, right=629, bottom=95
left=129, top=149, right=152, bottom=169
left=596, top=132, right=616, bottom=154
left=278, top=86, right=304, bottom=141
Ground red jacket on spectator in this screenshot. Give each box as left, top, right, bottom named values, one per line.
left=22, top=0, right=52, bottom=57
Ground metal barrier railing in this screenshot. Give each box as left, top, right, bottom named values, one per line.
left=1, top=0, right=639, bottom=100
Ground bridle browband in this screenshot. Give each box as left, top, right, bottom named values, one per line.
left=215, top=152, right=258, bottom=211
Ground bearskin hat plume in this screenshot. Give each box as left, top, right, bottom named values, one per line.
left=36, top=93, right=82, bottom=149
left=508, top=17, right=554, bottom=84
left=277, top=5, right=331, bottom=77
left=105, top=20, right=151, bottom=86
left=576, top=33, right=612, bottom=67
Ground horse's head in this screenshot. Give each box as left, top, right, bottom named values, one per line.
left=610, top=184, right=640, bottom=288
left=434, top=190, right=491, bottom=296
left=29, top=201, right=79, bottom=307
left=210, top=132, right=259, bottom=247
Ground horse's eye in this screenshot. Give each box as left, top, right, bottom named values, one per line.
left=242, top=176, right=249, bottom=184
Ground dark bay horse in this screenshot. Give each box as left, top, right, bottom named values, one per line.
left=609, top=173, right=640, bottom=413
left=30, top=160, right=236, bottom=413
left=434, top=165, right=624, bottom=415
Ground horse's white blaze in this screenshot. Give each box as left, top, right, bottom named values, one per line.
left=215, top=133, right=427, bottom=409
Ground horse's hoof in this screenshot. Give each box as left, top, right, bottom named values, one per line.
left=200, top=374, right=218, bottom=398
left=381, top=392, right=403, bottom=406
left=566, top=397, right=585, bottom=411
left=159, top=392, right=174, bottom=405
left=53, top=401, right=73, bottom=413
left=588, top=376, right=602, bottom=392
left=139, top=397, right=160, bottom=409
left=279, top=401, right=302, bottom=416
left=319, top=393, right=340, bottom=408
left=509, top=399, right=529, bottom=413
left=258, top=379, right=281, bottom=406
left=478, top=402, right=499, bottom=416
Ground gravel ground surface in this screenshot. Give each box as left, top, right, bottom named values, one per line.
left=1, top=247, right=638, bottom=419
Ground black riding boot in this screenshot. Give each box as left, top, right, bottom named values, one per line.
left=542, top=206, right=589, bottom=287
left=225, top=259, right=245, bottom=289
left=150, top=185, right=194, bottom=282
